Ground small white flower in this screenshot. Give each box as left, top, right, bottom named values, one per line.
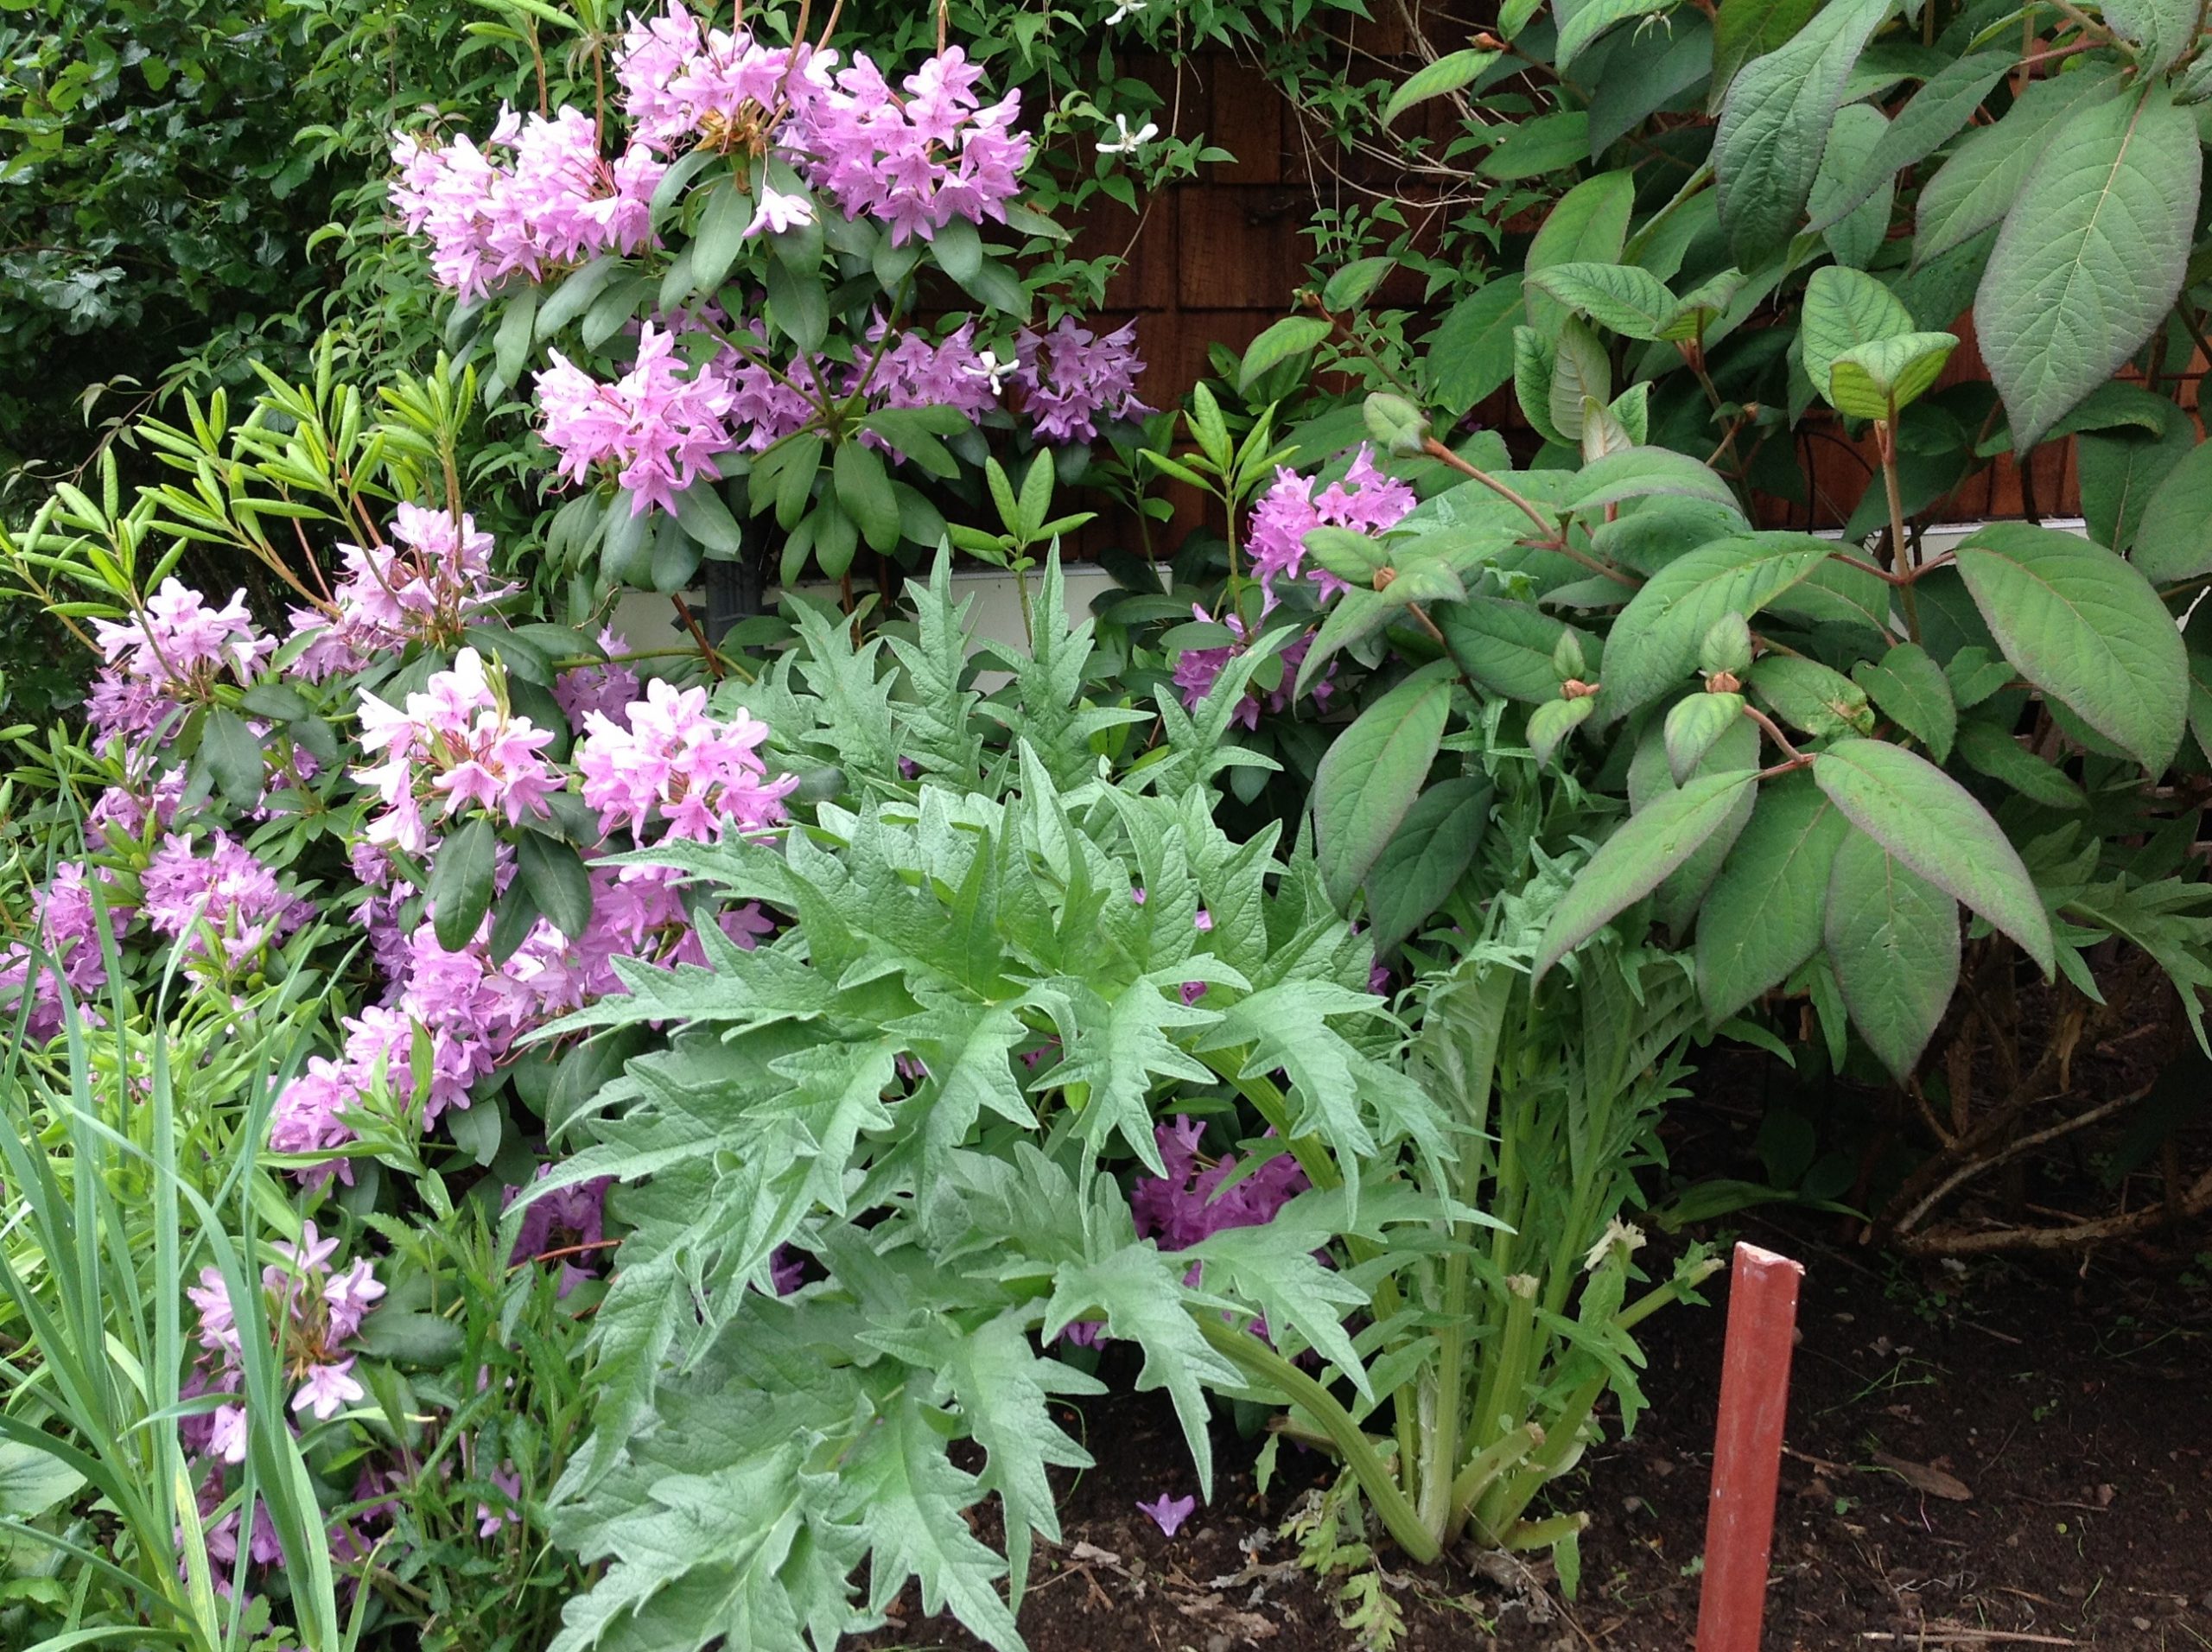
left=1106, top=0, right=1148, bottom=22
left=966, top=348, right=1014, bottom=395
left=1582, top=1217, right=1647, bottom=1274
left=747, top=186, right=816, bottom=238
left=1096, top=113, right=1160, bottom=156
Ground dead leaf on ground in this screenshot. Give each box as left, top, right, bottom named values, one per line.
left=1872, top=1451, right=1974, bottom=1501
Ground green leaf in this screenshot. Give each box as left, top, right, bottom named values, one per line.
left=1713, top=0, right=1893, bottom=263
left=1427, top=277, right=1526, bottom=414
left=1548, top=319, right=1612, bottom=442
left=1801, top=266, right=1915, bottom=404
left=1660, top=269, right=1750, bottom=343
left=1943, top=644, right=2015, bottom=708
left=1711, top=0, right=1820, bottom=107
left=1751, top=653, right=1875, bottom=738
left=690, top=173, right=756, bottom=296
left=536, top=254, right=624, bottom=340
left=1974, top=84, right=2202, bottom=450
left=931, top=216, right=983, bottom=283
left=1482, top=111, right=1592, bottom=179
left=1852, top=641, right=1955, bottom=761
left=2078, top=417, right=2192, bottom=556
left=1954, top=718, right=2087, bottom=810
left=1597, top=532, right=1834, bottom=720
left=2130, top=438, right=2212, bottom=582
left=1809, top=737, right=2052, bottom=971
left=1827, top=332, right=1957, bottom=421
left=1810, top=52, right=2012, bottom=233
left=1808, top=102, right=1894, bottom=270
left=430, top=815, right=499, bottom=953
left=1665, top=691, right=1746, bottom=784
left=1556, top=0, right=1672, bottom=68
left=2101, top=0, right=2199, bottom=73
left=1824, top=829, right=1961, bottom=1082
left=0, top=1441, right=86, bottom=1519
left=1525, top=173, right=1636, bottom=334
left=200, top=706, right=264, bottom=808
left=1362, top=777, right=1492, bottom=952
left=672, top=479, right=746, bottom=556
left=1912, top=68, right=2122, bottom=266
left=493, top=284, right=539, bottom=394
left=1531, top=767, right=1760, bottom=982
left=1529, top=694, right=1596, bottom=766
left=833, top=441, right=902, bottom=553
left=1382, top=47, right=1501, bottom=124
left=1525, top=261, right=1676, bottom=340
left=1437, top=597, right=1582, bottom=702
left=1696, top=772, right=1847, bottom=1021
left=1311, top=666, right=1455, bottom=909
left=1323, top=257, right=1395, bottom=312
left=1239, top=315, right=1334, bottom=391
left=1303, top=525, right=1389, bottom=585
left=1564, top=447, right=1744, bottom=516
left=1513, top=327, right=1564, bottom=447
left=518, top=831, right=594, bottom=940
left=1953, top=521, right=2188, bottom=772
left=765, top=257, right=829, bottom=353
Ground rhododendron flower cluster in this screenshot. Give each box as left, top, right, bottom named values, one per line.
left=86, top=580, right=276, bottom=744
left=537, top=323, right=740, bottom=514
left=0, top=862, right=128, bottom=1038
left=289, top=504, right=517, bottom=677
left=1170, top=603, right=1325, bottom=729
left=391, top=106, right=663, bottom=302
left=576, top=677, right=797, bottom=844
left=1014, top=318, right=1151, bottom=442
left=1131, top=1115, right=1310, bottom=1251
left=1248, top=443, right=1418, bottom=602
left=183, top=1223, right=385, bottom=1464
left=354, top=648, right=561, bottom=854
left=140, top=830, right=310, bottom=972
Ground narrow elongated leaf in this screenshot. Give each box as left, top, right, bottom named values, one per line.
left=1238, top=315, right=1334, bottom=391
left=1311, top=666, right=1455, bottom=909
left=1974, top=84, right=2202, bottom=450
left=833, top=441, right=901, bottom=553
left=1713, top=0, right=1893, bottom=263
left=1362, top=777, right=1492, bottom=952
left=430, top=815, right=500, bottom=953
left=1953, top=521, right=2187, bottom=772
left=1532, top=768, right=1759, bottom=982
left=518, top=831, right=595, bottom=940
left=2131, top=439, right=2212, bottom=583
left=1810, top=738, right=2052, bottom=971
left=1811, top=51, right=2012, bottom=232
left=1383, top=48, right=1500, bottom=124
left=1911, top=69, right=2122, bottom=266
left=200, top=706, right=264, bottom=808
left=1696, top=772, right=1847, bottom=1020
left=1852, top=641, right=1955, bottom=761
left=1548, top=318, right=1611, bottom=441
left=1825, top=829, right=1960, bottom=1081
left=1556, top=0, right=1671, bottom=68
left=1597, top=533, right=1834, bottom=720
left=1808, top=102, right=1894, bottom=269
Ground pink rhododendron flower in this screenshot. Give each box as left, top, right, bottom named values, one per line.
left=140, top=832, right=310, bottom=971
left=353, top=648, right=560, bottom=852
left=537, top=321, right=738, bottom=515
left=1169, top=605, right=1329, bottom=730
left=1013, top=318, right=1149, bottom=442
left=1247, top=443, right=1415, bottom=603
left=289, top=504, right=517, bottom=677
left=575, top=677, right=797, bottom=843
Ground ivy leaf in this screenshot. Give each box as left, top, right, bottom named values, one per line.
left=1974, top=83, right=2202, bottom=450
left=429, top=815, right=499, bottom=953
left=1597, top=533, right=1834, bottom=720
left=1824, top=829, right=1961, bottom=1082
left=1713, top=0, right=1893, bottom=263
left=1696, top=772, right=1847, bottom=1022
left=1361, top=777, right=1492, bottom=954
left=1531, top=767, right=1760, bottom=982
left=1810, top=738, right=2052, bottom=973
left=1953, top=521, right=2188, bottom=772
left=1852, top=641, right=1955, bottom=761
left=1311, top=664, right=1454, bottom=909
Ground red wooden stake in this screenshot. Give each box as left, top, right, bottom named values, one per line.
left=1694, top=1242, right=1804, bottom=1652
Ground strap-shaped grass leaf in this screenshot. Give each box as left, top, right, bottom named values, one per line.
left=2131, top=438, right=2212, bottom=583
left=1531, top=767, right=1759, bottom=982
left=1801, top=266, right=1914, bottom=402
left=1525, top=261, right=1676, bottom=340
left=1912, top=69, right=2121, bottom=266
left=1953, top=521, right=2187, bottom=772
left=1810, top=737, right=2052, bottom=972
left=1825, top=828, right=1961, bottom=1082
left=1524, top=172, right=1635, bottom=334
left=1696, top=772, right=1847, bottom=1021
left=1713, top=0, right=1893, bottom=263
left=1826, top=331, right=1957, bottom=421
left=1851, top=641, right=1955, bottom=761
left=1974, top=83, right=2202, bottom=451
left=1238, top=315, right=1334, bottom=392
left=1311, top=665, right=1455, bottom=908
left=1362, top=777, right=1492, bottom=953
left=1811, top=51, right=2012, bottom=233
left=1597, top=532, right=1834, bottom=720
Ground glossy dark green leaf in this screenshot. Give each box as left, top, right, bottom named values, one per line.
left=1361, top=777, right=1492, bottom=953
left=518, top=830, right=594, bottom=941
left=429, top=815, right=499, bottom=954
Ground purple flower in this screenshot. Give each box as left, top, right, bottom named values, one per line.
left=1136, top=1492, right=1196, bottom=1536
left=1247, top=443, right=1415, bottom=603
left=477, top=1466, right=524, bottom=1538
left=1013, top=318, right=1149, bottom=442
left=575, top=677, right=797, bottom=844
left=291, top=1358, right=365, bottom=1422
left=1130, top=1115, right=1310, bottom=1251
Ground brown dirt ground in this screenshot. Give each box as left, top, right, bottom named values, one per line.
left=861, top=1210, right=2212, bottom=1650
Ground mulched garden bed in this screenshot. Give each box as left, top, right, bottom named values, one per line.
left=861, top=1200, right=2212, bottom=1649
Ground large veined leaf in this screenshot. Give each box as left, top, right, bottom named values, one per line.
left=1527, top=261, right=1676, bottom=340
left=1800, top=266, right=1914, bottom=401
left=1810, top=738, right=2052, bottom=971
left=1630, top=715, right=1762, bottom=934
left=1695, top=772, right=1847, bottom=1021
left=2132, top=438, right=2212, bottom=583
left=1531, top=768, right=1760, bottom=982
left=2077, top=416, right=2193, bottom=556
left=1974, top=83, right=2202, bottom=450
left=1382, top=46, right=1501, bottom=124
left=1713, top=0, right=1894, bottom=263
left=1807, top=102, right=1893, bottom=270
left=1810, top=51, right=2012, bottom=233
left=1437, top=596, right=1584, bottom=702
left=1555, top=0, right=1672, bottom=69
left=1311, top=665, right=1455, bottom=908
left=1596, top=533, right=1834, bottom=720
left=2101, top=0, right=2199, bottom=73
left=1953, top=521, right=2188, bottom=772
left=1827, top=332, right=1958, bottom=422
left=1525, top=173, right=1636, bottom=334
left=1237, top=315, right=1334, bottom=391
left=1824, top=829, right=1961, bottom=1082
left=1548, top=318, right=1613, bottom=441
left=1362, top=777, right=1493, bottom=952
left=1851, top=641, right=1955, bottom=762
left=1427, top=276, right=1526, bottom=415
left=1911, top=68, right=2122, bottom=267
left=1710, top=0, right=1821, bottom=107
